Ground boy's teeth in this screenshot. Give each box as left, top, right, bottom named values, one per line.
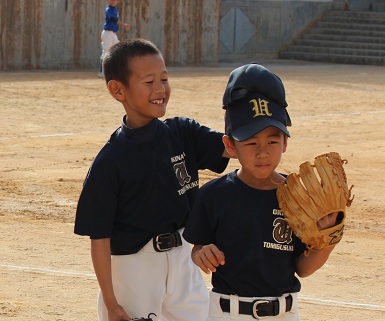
left=152, top=99, right=163, bottom=104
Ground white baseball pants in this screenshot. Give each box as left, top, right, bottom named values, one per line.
left=97, top=231, right=209, bottom=321
left=99, top=30, right=119, bottom=74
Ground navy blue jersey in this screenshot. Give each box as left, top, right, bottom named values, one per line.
left=103, top=5, right=119, bottom=32
left=183, top=170, right=307, bottom=297
left=74, top=117, right=228, bottom=255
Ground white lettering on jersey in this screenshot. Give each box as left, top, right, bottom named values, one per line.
left=177, top=180, right=199, bottom=195
left=171, top=152, right=198, bottom=194
left=263, top=242, right=294, bottom=251
left=262, top=209, right=294, bottom=252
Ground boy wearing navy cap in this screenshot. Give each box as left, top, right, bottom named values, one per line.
left=183, top=63, right=340, bottom=321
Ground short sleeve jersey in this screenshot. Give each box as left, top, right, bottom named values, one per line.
left=74, top=117, right=228, bottom=255
left=183, top=171, right=307, bottom=297
left=103, top=5, right=119, bottom=32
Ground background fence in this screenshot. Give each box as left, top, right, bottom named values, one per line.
left=0, top=0, right=343, bottom=70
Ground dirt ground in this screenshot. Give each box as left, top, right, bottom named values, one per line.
left=1, top=60, right=384, bottom=321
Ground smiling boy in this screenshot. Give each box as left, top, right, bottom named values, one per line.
left=75, top=38, right=229, bottom=321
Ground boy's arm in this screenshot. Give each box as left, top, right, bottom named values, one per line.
left=117, top=20, right=130, bottom=30
left=91, top=238, right=130, bottom=321
left=294, top=212, right=338, bottom=277
left=295, top=245, right=335, bottom=277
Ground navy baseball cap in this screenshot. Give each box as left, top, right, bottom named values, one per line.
left=223, top=63, right=291, bottom=141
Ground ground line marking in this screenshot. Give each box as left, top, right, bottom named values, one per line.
left=1, top=110, right=384, bottom=142
left=298, top=295, right=385, bottom=311
left=0, top=131, right=93, bottom=141
left=0, top=263, right=95, bottom=278
left=1, top=263, right=384, bottom=311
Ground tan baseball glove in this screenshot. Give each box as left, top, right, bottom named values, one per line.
left=277, top=152, right=354, bottom=255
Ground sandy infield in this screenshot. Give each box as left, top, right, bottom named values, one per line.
left=1, top=60, right=384, bottom=320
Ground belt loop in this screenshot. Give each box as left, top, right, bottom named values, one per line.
left=230, top=294, right=239, bottom=319
left=278, top=296, right=286, bottom=316
left=289, top=293, right=298, bottom=312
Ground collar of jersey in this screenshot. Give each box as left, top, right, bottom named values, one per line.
left=116, top=116, right=162, bottom=145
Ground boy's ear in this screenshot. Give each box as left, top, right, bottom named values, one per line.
left=107, top=80, right=124, bottom=101
left=223, top=135, right=237, bottom=158
left=282, top=135, right=288, bottom=153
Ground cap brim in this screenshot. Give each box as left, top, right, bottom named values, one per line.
left=231, top=118, right=290, bottom=141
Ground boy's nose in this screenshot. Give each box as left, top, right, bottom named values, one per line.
left=256, top=146, right=269, bottom=156
left=155, top=83, right=166, bottom=93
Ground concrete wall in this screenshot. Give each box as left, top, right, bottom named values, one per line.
left=0, top=0, right=221, bottom=70
left=0, top=0, right=339, bottom=70
left=124, top=0, right=221, bottom=65
left=219, top=0, right=333, bottom=61
left=0, top=0, right=106, bottom=70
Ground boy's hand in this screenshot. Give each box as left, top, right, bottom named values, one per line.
left=192, top=244, right=225, bottom=274
left=107, top=304, right=130, bottom=321
left=317, top=212, right=339, bottom=230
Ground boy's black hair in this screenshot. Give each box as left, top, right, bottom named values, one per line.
left=103, top=38, right=162, bottom=85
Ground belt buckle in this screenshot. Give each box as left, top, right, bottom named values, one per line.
left=154, top=233, right=173, bottom=252
left=252, top=300, right=270, bottom=319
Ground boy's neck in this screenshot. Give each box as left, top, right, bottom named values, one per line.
left=123, top=115, right=156, bottom=130
left=236, top=169, right=284, bottom=190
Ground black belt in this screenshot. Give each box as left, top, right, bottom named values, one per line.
left=152, top=231, right=182, bottom=252
left=220, top=294, right=293, bottom=319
